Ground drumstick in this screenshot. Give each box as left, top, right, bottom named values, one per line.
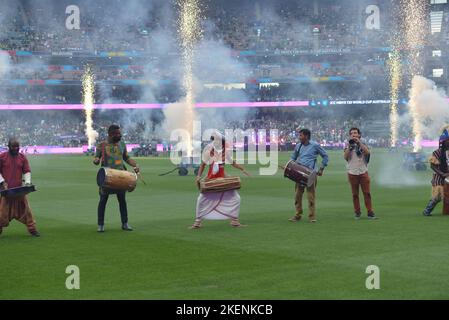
left=158, top=167, right=178, bottom=176
left=278, top=164, right=285, bottom=170
left=137, top=172, right=147, bottom=185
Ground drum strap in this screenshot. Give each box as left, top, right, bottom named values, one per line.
left=365, top=154, right=371, bottom=164
left=119, top=142, right=127, bottom=170
left=294, top=144, right=302, bottom=161
left=296, top=144, right=317, bottom=171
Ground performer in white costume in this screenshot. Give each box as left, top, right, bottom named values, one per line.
left=190, top=132, right=250, bottom=229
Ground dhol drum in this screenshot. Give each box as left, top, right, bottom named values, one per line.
left=283, top=160, right=317, bottom=187
left=97, top=168, right=137, bottom=192
left=444, top=178, right=449, bottom=215
left=0, top=185, right=36, bottom=198
left=200, top=176, right=241, bottom=193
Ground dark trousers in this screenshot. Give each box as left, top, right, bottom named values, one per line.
left=97, top=191, right=128, bottom=225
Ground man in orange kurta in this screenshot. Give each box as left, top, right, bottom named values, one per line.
left=0, top=139, right=40, bottom=237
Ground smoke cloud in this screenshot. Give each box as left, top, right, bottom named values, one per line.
left=409, top=76, right=449, bottom=146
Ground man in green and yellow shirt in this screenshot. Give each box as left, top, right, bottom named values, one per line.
left=93, top=124, right=140, bottom=232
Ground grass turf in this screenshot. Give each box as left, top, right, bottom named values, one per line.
left=1, top=150, right=448, bottom=299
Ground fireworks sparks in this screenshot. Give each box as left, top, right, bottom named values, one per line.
left=179, top=0, right=203, bottom=52
left=387, top=1, right=429, bottom=151
left=402, top=0, right=428, bottom=77
left=409, top=76, right=423, bottom=152
left=178, top=0, right=203, bottom=156
left=388, top=49, right=402, bottom=147
left=401, top=0, right=429, bottom=151
left=82, top=65, right=98, bottom=148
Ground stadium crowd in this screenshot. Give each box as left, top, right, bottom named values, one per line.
left=0, top=0, right=406, bottom=152
left=0, top=110, right=394, bottom=149
left=0, top=0, right=392, bottom=105
left=1, top=1, right=393, bottom=53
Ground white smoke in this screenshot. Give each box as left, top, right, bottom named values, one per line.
left=376, top=77, right=449, bottom=187
left=409, top=75, right=449, bottom=149
left=0, top=0, right=14, bottom=93
left=163, top=99, right=195, bottom=136
left=376, top=152, right=429, bottom=187
left=189, top=38, right=253, bottom=133
left=140, top=6, right=255, bottom=143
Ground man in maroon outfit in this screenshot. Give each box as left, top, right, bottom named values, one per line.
left=0, top=138, right=40, bottom=236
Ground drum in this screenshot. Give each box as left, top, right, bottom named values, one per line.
left=200, top=176, right=241, bottom=193
left=444, top=178, right=449, bottom=215
left=283, top=160, right=317, bottom=187
left=97, top=168, right=137, bottom=192
left=0, top=185, right=36, bottom=198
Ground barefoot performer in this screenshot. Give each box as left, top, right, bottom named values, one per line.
left=191, top=131, right=250, bottom=229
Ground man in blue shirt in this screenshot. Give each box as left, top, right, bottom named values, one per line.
left=289, top=128, right=329, bottom=223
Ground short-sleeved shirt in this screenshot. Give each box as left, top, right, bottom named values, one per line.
left=0, top=152, right=31, bottom=188
left=345, top=146, right=370, bottom=175
left=95, top=140, right=129, bottom=170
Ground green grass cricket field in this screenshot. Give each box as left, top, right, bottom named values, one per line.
left=1, top=149, right=449, bottom=300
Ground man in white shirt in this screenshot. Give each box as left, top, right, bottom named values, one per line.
left=344, top=128, right=376, bottom=219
